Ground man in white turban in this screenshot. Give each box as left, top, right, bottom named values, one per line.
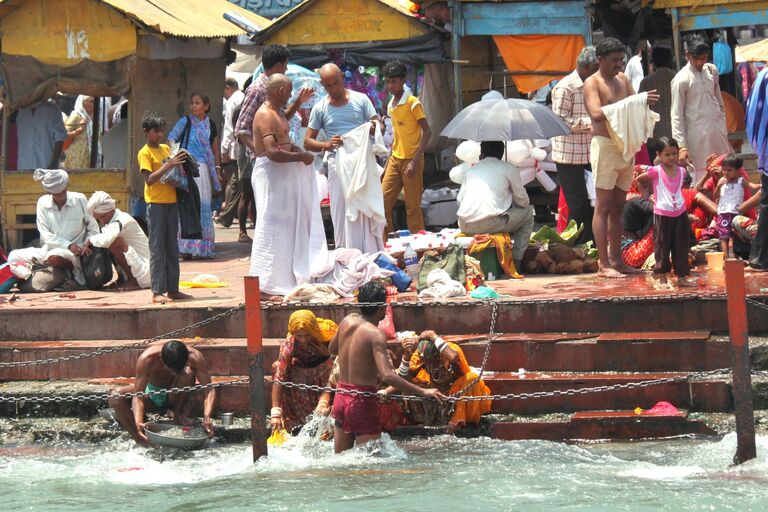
left=7, top=169, right=99, bottom=288
left=85, top=191, right=151, bottom=290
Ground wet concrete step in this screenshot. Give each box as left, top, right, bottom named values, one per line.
left=491, top=410, right=717, bottom=441
left=0, top=372, right=732, bottom=418
left=4, top=291, right=765, bottom=342
left=0, top=331, right=731, bottom=380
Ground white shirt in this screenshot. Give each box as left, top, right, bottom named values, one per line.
left=221, top=89, right=244, bottom=160
left=450, top=157, right=529, bottom=224
left=37, top=192, right=99, bottom=250
left=625, top=55, right=644, bottom=93
left=89, top=209, right=150, bottom=261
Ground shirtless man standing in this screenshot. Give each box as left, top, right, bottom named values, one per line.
left=584, top=37, right=658, bottom=278
left=109, top=340, right=216, bottom=445
left=329, top=281, right=446, bottom=453
left=248, top=74, right=323, bottom=297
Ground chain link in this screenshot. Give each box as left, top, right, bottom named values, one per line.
left=0, top=305, right=245, bottom=368
left=0, top=378, right=248, bottom=404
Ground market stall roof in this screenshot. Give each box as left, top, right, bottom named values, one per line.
left=252, top=0, right=435, bottom=46
left=652, top=0, right=767, bottom=31
left=0, top=0, right=272, bottom=38
left=736, top=38, right=768, bottom=63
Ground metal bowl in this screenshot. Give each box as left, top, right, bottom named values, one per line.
left=144, top=422, right=208, bottom=450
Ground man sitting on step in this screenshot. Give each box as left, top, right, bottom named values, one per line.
left=109, top=340, right=216, bottom=446
left=85, top=191, right=150, bottom=291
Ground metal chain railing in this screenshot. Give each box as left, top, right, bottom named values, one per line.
left=0, top=304, right=245, bottom=368
left=746, top=297, right=768, bottom=313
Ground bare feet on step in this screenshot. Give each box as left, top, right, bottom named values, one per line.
left=597, top=263, right=626, bottom=279
left=152, top=293, right=167, bottom=304
left=167, top=291, right=193, bottom=301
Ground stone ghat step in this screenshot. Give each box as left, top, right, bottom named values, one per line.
left=0, top=372, right=732, bottom=418
left=0, top=331, right=731, bottom=380
left=492, top=410, right=717, bottom=441
left=4, top=292, right=766, bottom=342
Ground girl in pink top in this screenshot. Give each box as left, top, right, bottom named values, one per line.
left=636, top=137, right=697, bottom=287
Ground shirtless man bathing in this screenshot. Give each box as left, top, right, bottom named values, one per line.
left=330, top=281, right=446, bottom=453
left=584, top=37, right=659, bottom=278
left=109, top=340, right=216, bottom=445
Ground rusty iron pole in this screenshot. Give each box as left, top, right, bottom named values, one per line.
left=245, top=276, right=267, bottom=462
left=725, top=258, right=756, bottom=465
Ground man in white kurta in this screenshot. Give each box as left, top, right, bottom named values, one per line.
left=248, top=74, right=327, bottom=297
left=671, top=37, right=731, bottom=179
left=304, top=63, right=384, bottom=253
left=86, top=191, right=151, bottom=290
left=8, top=169, right=99, bottom=286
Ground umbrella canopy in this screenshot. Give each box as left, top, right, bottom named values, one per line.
left=253, top=63, right=327, bottom=109
left=440, top=98, right=571, bottom=141
left=736, top=38, right=768, bottom=63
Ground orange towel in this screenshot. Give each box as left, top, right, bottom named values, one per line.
left=459, top=232, right=522, bottom=279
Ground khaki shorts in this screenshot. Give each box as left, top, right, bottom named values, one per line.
left=590, top=136, right=634, bottom=191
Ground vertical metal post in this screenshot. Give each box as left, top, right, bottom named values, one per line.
left=671, top=8, right=682, bottom=70
left=583, top=0, right=592, bottom=46
left=90, top=97, right=100, bottom=168
left=451, top=0, right=463, bottom=116
left=245, top=276, right=268, bottom=462
left=725, top=258, right=757, bottom=465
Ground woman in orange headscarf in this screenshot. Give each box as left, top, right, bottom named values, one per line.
left=270, top=310, right=337, bottom=432
left=398, top=330, right=491, bottom=433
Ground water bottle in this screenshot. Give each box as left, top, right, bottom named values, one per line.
left=403, top=243, right=419, bottom=280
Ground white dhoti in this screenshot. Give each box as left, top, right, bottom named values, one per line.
left=326, top=123, right=386, bottom=253
left=7, top=246, right=85, bottom=284
left=122, top=246, right=151, bottom=289
left=249, top=156, right=328, bottom=296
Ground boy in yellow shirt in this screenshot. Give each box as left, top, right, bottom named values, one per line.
left=137, top=112, right=191, bottom=304
left=381, top=60, right=432, bottom=238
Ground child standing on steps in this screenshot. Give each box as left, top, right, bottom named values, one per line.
left=636, top=137, right=697, bottom=287
left=714, top=154, right=750, bottom=258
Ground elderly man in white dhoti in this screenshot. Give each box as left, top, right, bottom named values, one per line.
left=304, top=63, right=385, bottom=253
left=7, top=169, right=99, bottom=287
left=671, top=36, right=731, bottom=179
left=249, top=74, right=328, bottom=297
left=85, top=191, right=151, bottom=290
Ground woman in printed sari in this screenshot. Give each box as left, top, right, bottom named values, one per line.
left=64, top=95, right=98, bottom=169
left=168, top=92, right=222, bottom=259
left=397, top=330, right=491, bottom=433
left=270, top=310, right=337, bottom=433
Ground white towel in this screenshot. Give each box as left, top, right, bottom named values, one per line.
left=601, top=92, right=660, bottom=161
left=418, top=268, right=466, bottom=299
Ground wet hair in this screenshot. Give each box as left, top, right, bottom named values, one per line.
left=686, top=36, right=710, bottom=57
left=576, top=46, right=597, bottom=69
left=224, top=78, right=239, bottom=90
left=262, top=45, right=291, bottom=69
left=161, top=340, right=189, bottom=372
left=480, top=141, right=505, bottom=160
left=722, top=154, right=743, bottom=170
left=651, top=46, right=673, bottom=69
left=141, top=111, right=166, bottom=131
left=595, top=37, right=625, bottom=58
left=655, top=136, right=679, bottom=156
left=243, top=76, right=253, bottom=90
left=382, top=60, right=408, bottom=79
left=683, top=171, right=693, bottom=188
left=357, top=281, right=387, bottom=316
left=120, top=102, right=129, bottom=120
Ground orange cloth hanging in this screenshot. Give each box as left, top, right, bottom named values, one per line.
left=493, top=35, right=586, bottom=94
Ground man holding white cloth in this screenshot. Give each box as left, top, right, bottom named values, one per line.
left=305, top=63, right=385, bottom=253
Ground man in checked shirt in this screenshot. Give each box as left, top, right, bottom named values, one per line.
left=551, top=46, right=599, bottom=245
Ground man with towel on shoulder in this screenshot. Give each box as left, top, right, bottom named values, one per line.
left=584, top=37, right=659, bottom=279
left=7, top=169, right=99, bottom=288
left=85, top=191, right=151, bottom=290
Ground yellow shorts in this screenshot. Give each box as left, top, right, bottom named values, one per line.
left=589, top=136, right=634, bottom=191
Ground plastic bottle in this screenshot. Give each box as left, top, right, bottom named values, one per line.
left=403, top=243, right=419, bottom=280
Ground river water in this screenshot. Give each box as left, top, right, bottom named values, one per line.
left=2, top=431, right=768, bottom=511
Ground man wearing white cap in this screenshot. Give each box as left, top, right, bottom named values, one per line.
left=85, top=191, right=151, bottom=290
left=7, top=169, right=99, bottom=287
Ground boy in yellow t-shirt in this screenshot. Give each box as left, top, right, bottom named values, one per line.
left=381, top=60, right=432, bottom=239
left=137, top=112, right=190, bottom=304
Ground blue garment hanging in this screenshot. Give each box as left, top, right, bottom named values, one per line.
left=746, top=68, right=768, bottom=174
left=713, top=41, right=733, bottom=75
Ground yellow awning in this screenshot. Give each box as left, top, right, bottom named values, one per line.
left=736, top=38, right=768, bottom=63
left=101, top=0, right=272, bottom=38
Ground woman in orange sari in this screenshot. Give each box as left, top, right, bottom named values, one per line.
left=270, top=310, right=337, bottom=433
left=398, top=330, right=491, bottom=433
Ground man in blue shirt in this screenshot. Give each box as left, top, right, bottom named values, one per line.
left=305, top=64, right=383, bottom=252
